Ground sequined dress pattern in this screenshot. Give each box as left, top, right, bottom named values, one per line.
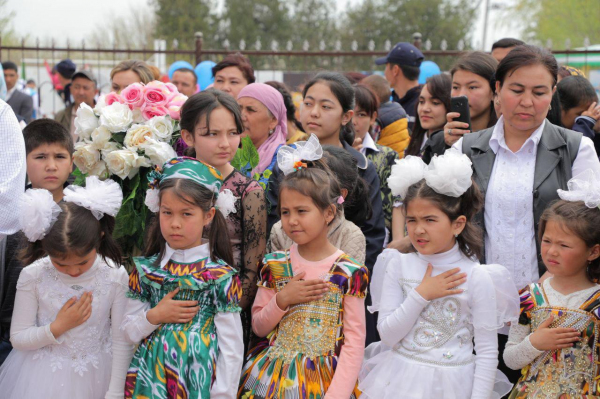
left=124, top=255, right=241, bottom=399
left=509, top=283, right=600, bottom=398
left=238, top=251, right=369, bottom=399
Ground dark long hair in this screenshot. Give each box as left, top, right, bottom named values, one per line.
left=265, top=81, right=304, bottom=133
left=539, top=200, right=600, bottom=282
left=144, top=179, right=233, bottom=266
left=405, top=73, right=452, bottom=157
left=302, top=72, right=356, bottom=146
left=21, top=202, right=122, bottom=266
left=403, top=179, right=484, bottom=259
left=180, top=89, right=244, bottom=158
left=451, top=51, right=498, bottom=129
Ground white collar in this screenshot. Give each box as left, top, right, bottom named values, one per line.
left=5, top=86, right=16, bottom=100
left=489, top=115, right=545, bottom=154
left=360, top=133, right=379, bottom=155
left=161, top=242, right=211, bottom=267
left=416, top=242, right=465, bottom=265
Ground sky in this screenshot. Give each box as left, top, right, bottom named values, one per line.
left=7, top=0, right=515, bottom=51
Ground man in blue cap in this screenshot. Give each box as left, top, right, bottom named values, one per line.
left=375, top=42, right=424, bottom=130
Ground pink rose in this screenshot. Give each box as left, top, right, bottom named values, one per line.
left=167, top=104, right=182, bottom=120
left=142, top=105, right=169, bottom=120
left=105, top=92, right=125, bottom=106
left=167, top=93, right=187, bottom=107
left=144, top=86, right=169, bottom=108
left=164, top=82, right=178, bottom=94
left=120, top=83, right=145, bottom=109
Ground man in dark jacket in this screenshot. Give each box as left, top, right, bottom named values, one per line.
left=375, top=42, right=424, bottom=130
left=2, top=61, right=33, bottom=123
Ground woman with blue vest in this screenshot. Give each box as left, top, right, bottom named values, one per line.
left=452, top=44, right=600, bottom=384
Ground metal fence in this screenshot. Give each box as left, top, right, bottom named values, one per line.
left=1, top=33, right=598, bottom=118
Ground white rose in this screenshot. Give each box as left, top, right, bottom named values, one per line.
left=74, top=103, right=99, bottom=141
left=99, top=102, right=133, bottom=133
left=124, top=124, right=157, bottom=150
left=141, top=138, right=177, bottom=167
left=88, top=160, right=109, bottom=178
left=90, top=126, right=112, bottom=150
left=147, top=116, right=174, bottom=142
left=99, top=142, right=121, bottom=158
left=105, top=149, right=151, bottom=180
left=73, top=143, right=102, bottom=175
left=93, top=95, right=107, bottom=115
left=132, top=108, right=145, bottom=124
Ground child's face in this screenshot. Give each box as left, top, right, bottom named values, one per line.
left=561, top=103, right=590, bottom=130
left=541, top=220, right=600, bottom=278
left=405, top=198, right=465, bottom=255
left=27, top=143, right=73, bottom=200
left=159, top=189, right=215, bottom=250
left=182, top=107, right=241, bottom=171
left=352, top=106, right=375, bottom=140
left=50, top=249, right=97, bottom=278
left=300, top=82, right=353, bottom=145
left=280, top=188, right=334, bottom=246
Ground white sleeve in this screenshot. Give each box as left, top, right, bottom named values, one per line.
left=572, top=136, right=600, bottom=177
left=451, top=137, right=465, bottom=154
left=210, top=312, right=244, bottom=399
left=10, top=267, right=64, bottom=350
left=0, top=102, right=26, bottom=239
left=105, top=268, right=136, bottom=399
left=120, top=297, right=160, bottom=344
left=377, top=265, right=429, bottom=347
left=368, top=249, right=398, bottom=313
left=503, top=323, right=543, bottom=370
left=471, top=327, right=499, bottom=399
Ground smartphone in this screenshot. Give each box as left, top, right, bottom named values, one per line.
left=450, top=96, right=472, bottom=131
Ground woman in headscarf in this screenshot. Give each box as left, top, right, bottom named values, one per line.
left=237, top=83, right=288, bottom=189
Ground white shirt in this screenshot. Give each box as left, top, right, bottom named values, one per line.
left=0, top=100, right=26, bottom=240
left=5, top=87, right=16, bottom=102
left=122, top=243, right=244, bottom=399
left=453, top=116, right=600, bottom=290
left=359, top=133, right=379, bottom=156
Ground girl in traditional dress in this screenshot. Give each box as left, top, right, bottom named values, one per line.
left=0, top=177, right=133, bottom=399
left=239, top=134, right=369, bottom=399
left=123, top=157, right=244, bottom=399
left=504, top=169, right=600, bottom=398
left=359, top=150, right=519, bottom=399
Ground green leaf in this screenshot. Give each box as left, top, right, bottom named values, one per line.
left=231, top=136, right=260, bottom=171
left=72, top=168, right=87, bottom=186
left=263, top=169, right=272, bottom=179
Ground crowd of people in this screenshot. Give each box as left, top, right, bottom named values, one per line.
left=0, top=36, right=599, bottom=399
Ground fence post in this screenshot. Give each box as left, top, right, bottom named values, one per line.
left=195, top=32, right=203, bottom=65
left=412, top=32, right=422, bottom=49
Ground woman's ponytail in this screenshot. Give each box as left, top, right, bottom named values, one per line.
left=208, top=209, right=234, bottom=266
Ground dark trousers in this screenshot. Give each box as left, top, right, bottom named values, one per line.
left=498, top=333, right=521, bottom=398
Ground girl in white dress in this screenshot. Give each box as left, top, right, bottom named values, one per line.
left=0, top=177, right=134, bottom=399
left=359, top=149, right=520, bottom=399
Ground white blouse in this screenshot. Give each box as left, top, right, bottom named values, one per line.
left=453, top=116, right=600, bottom=290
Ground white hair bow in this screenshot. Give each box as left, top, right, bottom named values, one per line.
left=20, top=189, right=62, bottom=242
left=63, top=176, right=123, bottom=220
left=276, top=133, right=323, bottom=175
left=557, top=169, right=600, bottom=208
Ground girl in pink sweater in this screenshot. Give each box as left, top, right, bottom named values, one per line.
left=238, top=134, right=369, bottom=399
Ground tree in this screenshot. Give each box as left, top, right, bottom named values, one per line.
left=153, top=0, right=217, bottom=50
left=506, top=0, right=600, bottom=48
left=0, top=0, right=19, bottom=45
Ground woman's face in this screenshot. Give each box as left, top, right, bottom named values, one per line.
left=418, top=84, right=447, bottom=132
left=300, top=82, right=353, bottom=145
left=181, top=106, right=241, bottom=170
left=213, top=66, right=248, bottom=99
left=352, top=106, right=376, bottom=140
left=237, top=97, right=277, bottom=149
left=497, top=64, right=555, bottom=136
left=451, top=70, right=494, bottom=121
left=111, top=70, right=141, bottom=93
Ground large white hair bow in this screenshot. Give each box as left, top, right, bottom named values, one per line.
left=63, top=176, right=123, bottom=220
left=20, top=189, right=62, bottom=242
left=277, top=133, right=323, bottom=175
left=557, top=169, right=600, bottom=208
left=387, top=149, right=473, bottom=199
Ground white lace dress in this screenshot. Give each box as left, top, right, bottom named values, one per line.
left=0, top=255, right=134, bottom=399
left=359, top=244, right=520, bottom=399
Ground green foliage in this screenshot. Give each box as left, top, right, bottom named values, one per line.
left=231, top=136, right=260, bottom=172
left=113, top=171, right=148, bottom=257
left=507, top=0, right=599, bottom=48
left=153, top=0, right=217, bottom=50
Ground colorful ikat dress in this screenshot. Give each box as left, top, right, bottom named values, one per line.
left=238, top=246, right=369, bottom=399
left=124, top=244, right=243, bottom=399
left=509, top=282, right=600, bottom=398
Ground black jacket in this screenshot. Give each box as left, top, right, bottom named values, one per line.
left=421, top=130, right=447, bottom=164
left=392, top=84, right=422, bottom=131
left=265, top=141, right=385, bottom=271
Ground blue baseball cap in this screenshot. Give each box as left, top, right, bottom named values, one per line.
left=55, top=59, right=76, bottom=79
left=375, top=42, right=424, bottom=67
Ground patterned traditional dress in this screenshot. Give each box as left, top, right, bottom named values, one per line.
left=124, top=254, right=242, bottom=399
left=238, top=249, right=369, bottom=399
left=509, top=283, right=600, bottom=398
